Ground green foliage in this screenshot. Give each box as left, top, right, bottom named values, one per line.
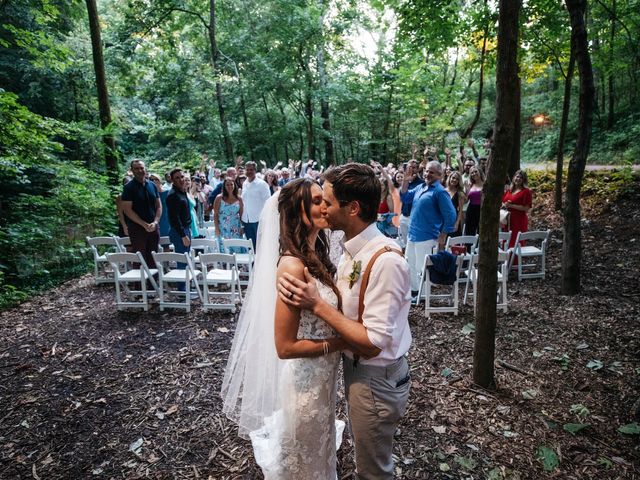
left=0, top=91, right=116, bottom=309
left=563, top=423, right=589, bottom=435
left=618, top=423, right=640, bottom=435
left=536, top=445, right=560, bottom=471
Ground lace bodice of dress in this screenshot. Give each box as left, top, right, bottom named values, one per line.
left=297, top=279, right=338, bottom=340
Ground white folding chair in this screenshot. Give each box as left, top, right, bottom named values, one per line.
left=445, top=235, right=479, bottom=253
left=445, top=235, right=478, bottom=290
left=465, top=251, right=510, bottom=313
left=199, top=253, right=242, bottom=313
left=152, top=252, right=203, bottom=312
left=105, top=252, right=158, bottom=311
left=113, top=236, right=131, bottom=253
left=86, top=236, right=119, bottom=284
left=498, top=231, right=512, bottom=253
left=509, top=230, right=550, bottom=281
left=202, top=220, right=215, bottom=229
left=222, top=238, right=255, bottom=287
left=189, top=238, right=219, bottom=265
left=415, top=253, right=465, bottom=317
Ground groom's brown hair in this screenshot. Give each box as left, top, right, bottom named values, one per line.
left=323, top=163, right=380, bottom=223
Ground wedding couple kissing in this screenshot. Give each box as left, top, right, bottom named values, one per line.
left=221, top=163, right=412, bottom=479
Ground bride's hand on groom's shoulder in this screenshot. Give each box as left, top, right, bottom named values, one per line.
left=277, top=267, right=320, bottom=312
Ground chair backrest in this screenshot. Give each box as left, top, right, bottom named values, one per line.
left=86, top=236, right=118, bottom=247
left=446, top=235, right=478, bottom=250
left=199, top=253, right=238, bottom=270
left=514, top=230, right=550, bottom=251
left=153, top=251, right=189, bottom=265
left=113, top=236, right=132, bottom=252
left=86, top=236, right=118, bottom=257
left=159, top=236, right=171, bottom=245
left=105, top=251, right=146, bottom=273
left=191, top=238, right=219, bottom=254
left=223, top=238, right=255, bottom=255
left=498, top=231, right=512, bottom=250
left=202, top=220, right=215, bottom=229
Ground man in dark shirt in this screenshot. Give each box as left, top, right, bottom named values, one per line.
left=166, top=168, right=192, bottom=257
left=121, top=159, right=161, bottom=268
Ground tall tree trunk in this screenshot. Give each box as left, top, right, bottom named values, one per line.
left=298, top=48, right=315, bottom=161
left=231, top=62, right=252, bottom=160
left=305, top=91, right=314, bottom=160
left=509, top=75, right=521, bottom=176
left=473, top=0, right=521, bottom=390
left=561, top=0, right=596, bottom=295
left=461, top=20, right=489, bottom=139
left=381, top=85, right=394, bottom=164
left=276, top=99, right=290, bottom=162
left=209, top=0, right=233, bottom=162
left=261, top=94, right=277, bottom=163
left=607, top=0, right=616, bottom=129
left=555, top=47, right=576, bottom=211
left=316, top=0, right=334, bottom=166
left=85, top=0, right=118, bottom=184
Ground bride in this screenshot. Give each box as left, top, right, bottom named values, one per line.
left=221, top=178, right=347, bottom=479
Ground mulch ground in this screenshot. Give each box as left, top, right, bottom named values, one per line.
left=1, top=180, right=639, bottom=479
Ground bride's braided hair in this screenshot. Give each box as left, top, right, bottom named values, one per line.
left=278, top=178, right=341, bottom=310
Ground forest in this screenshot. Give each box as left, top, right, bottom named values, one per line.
left=1, top=1, right=639, bottom=478
left=1, top=0, right=639, bottom=304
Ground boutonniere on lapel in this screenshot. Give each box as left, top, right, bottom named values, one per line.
left=348, top=260, right=362, bottom=289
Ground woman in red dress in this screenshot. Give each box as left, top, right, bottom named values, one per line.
left=502, top=170, right=532, bottom=248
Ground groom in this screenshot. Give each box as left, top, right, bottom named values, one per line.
left=278, top=163, right=412, bottom=479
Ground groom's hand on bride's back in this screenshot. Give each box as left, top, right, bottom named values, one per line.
left=277, top=267, right=319, bottom=311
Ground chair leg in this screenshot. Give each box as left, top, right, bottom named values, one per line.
left=453, top=282, right=459, bottom=316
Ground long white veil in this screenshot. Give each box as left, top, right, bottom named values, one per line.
left=220, top=192, right=282, bottom=439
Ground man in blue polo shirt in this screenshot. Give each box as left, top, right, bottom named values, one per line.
left=400, top=160, right=456, bottom=300
left=121, top=159, right=162, bottom=268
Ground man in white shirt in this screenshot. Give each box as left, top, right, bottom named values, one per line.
left=241, top=161, right=271, bottom=248
left=278, top=163, right=412, bottom=480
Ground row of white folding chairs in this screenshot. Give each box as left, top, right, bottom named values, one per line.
left=445, top=230, right=550, bottom=282
left=415, top=230, right=550, bottom=317
left=86, top=235, right=255, bottom=286
left=415, top=251, right=508, bottom=318
left=104, top=251, right=243, bottom=313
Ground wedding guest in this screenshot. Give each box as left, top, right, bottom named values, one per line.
left=184, top=174, right=200, bottom=239
left=446, top=171, right=466, bottom=238
left=502, top=170, right=532, bottom=248
left=121, top=159, right=161, bottom=268
left=400, top=160, right=456, bottom=300
left=213, top=178, right=244, bottom=252
left=264, top=169, right=281, bottom=195
left=149, top=174, right=170, bottom=237
left=464, top=166, right=484, bottom=236
left=240, top=161, right=271, bottom=248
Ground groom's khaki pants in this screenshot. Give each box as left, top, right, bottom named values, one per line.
left=343, top=354, right=411, bottom=480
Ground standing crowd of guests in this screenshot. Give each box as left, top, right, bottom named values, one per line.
left=115, top=141, right=532, bottom=298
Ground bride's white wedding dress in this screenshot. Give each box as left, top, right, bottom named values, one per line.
left=250, top=279, right=344, bottom=480
left=221, top=192, right=344, bottom=479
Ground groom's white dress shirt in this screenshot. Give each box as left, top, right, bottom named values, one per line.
left=337, top=223, right=412, bottom=367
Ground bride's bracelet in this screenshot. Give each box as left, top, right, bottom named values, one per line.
left=322, top=340, right=329, bottom=356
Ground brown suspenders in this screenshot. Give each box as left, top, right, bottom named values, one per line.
left=354, top=245, right=404, bottom=366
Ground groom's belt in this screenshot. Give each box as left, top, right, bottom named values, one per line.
left=343, top=353, right=409, bottom=378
